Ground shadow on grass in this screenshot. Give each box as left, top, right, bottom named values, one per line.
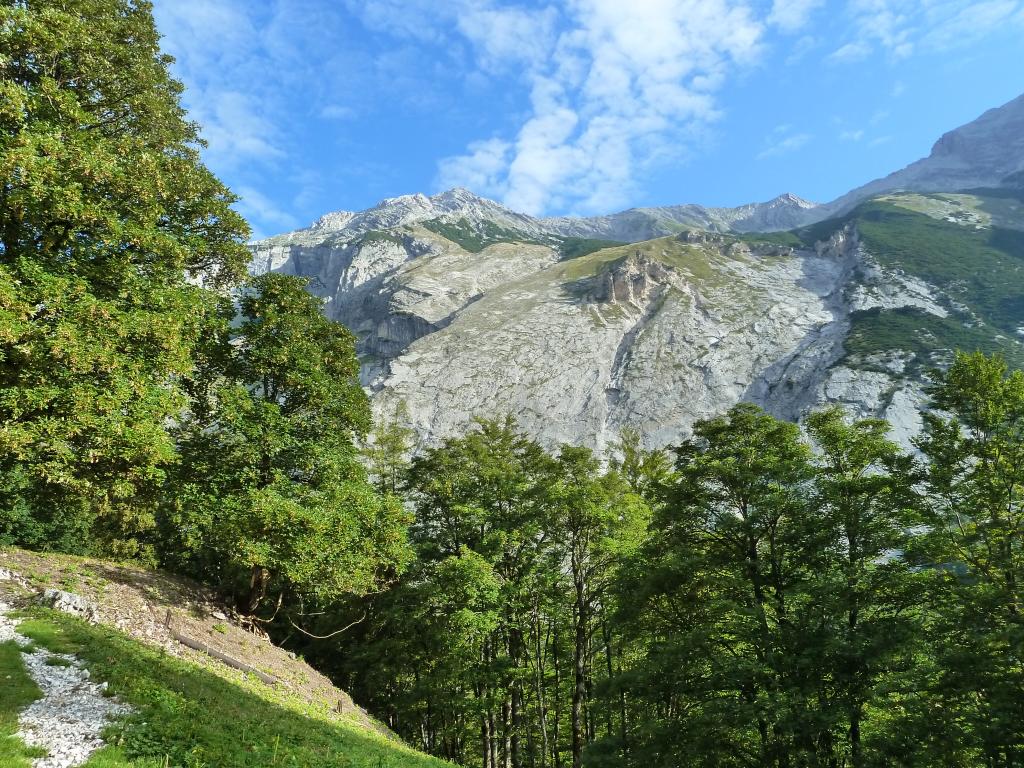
left=16, top=609, right=448, bottom=768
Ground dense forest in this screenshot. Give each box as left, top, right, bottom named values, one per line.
left=1, top=2, right=1022, bottom=768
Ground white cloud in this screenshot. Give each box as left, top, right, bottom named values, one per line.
left=457, top=5, right=560, bottom=71
left=768, top=0, right=824, bottom=32
left=828, top=40, right=872, bottom=62
left=830, top=0, right=1024, bottom=65
left=438, top=0, right=764, bottom=215
left=757, top=129, right=812, bottom=159
left=235, top=186, right=300, bottom=240
left=153, top=0, right=370, bottom=235
left=840, top=129, right=864, bottom=141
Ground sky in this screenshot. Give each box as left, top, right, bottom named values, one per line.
left=151, top=0, right=1024, bottom=239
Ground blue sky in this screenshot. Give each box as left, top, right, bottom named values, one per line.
left=151, top=0, right=1024, bottom=239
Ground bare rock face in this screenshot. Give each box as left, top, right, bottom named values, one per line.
left=366, top=234, right=859, bottom=451
left=247, top=193, right=955, bottom=452
left=249, top=86, right=1024, bottom=453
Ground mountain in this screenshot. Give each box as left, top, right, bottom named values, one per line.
left=819, top=93, right=1024, bottom=218
left=249, top=93, right=1024, bottom=451
left=541, top=192, right=820, bottom=240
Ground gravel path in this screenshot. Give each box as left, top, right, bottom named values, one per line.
left=0, top=600, right=132, bottom=768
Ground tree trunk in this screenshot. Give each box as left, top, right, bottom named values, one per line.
left=534, top=610, right=550, bottom=768
left=572, top=579, right=587, bottom=768
left=243, top=564, right=270, bottom=615
left=553, top=622, right=563, bottom=768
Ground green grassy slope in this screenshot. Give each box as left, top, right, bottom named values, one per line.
left=789, top=192, right=1024, bottom=372
left=0, top=640, right=46, bottom=766
left=0, top=607, right=449, bottom=768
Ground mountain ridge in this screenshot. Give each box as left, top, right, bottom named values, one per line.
left=249, top=91, right=1024, bottom=451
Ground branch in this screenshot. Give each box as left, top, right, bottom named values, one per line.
left=286, top=611, right=367, bottom=640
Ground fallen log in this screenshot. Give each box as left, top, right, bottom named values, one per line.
left=164, top=610, right=281, bottom=687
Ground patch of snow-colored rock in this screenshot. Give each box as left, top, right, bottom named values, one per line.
left=0, top=600, right=132, bottom=768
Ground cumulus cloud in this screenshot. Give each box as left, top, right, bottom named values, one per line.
left=438, top=0, right=764, bottom=215
left=153, top=0, right=371, bottom=235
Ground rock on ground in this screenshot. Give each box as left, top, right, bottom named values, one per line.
left=0, top=600, right=131, bottom=768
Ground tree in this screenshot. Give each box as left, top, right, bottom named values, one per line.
left=618, top=404, right=829, bottom=767
left=0, top=0, right=249, bottom=558
left=805, top=407, right=923, bottom=767
left=912, top=352, right=1024, bottom=765
left=365, top=399, right=415, bottom=496
left=550, top=446, right=648, bottom=768
left=168, top=273, right=410, bottom=616
left=609, top=427, right=674, bottom=503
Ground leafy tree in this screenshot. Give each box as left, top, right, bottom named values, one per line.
left=618, top=404, right=833, bottom=767
left=0, top=0, right=249, bottom=557
left=550, top=446, right=648, bottom=768
left=805, top=407, right=924, bottom=767
left=365, top=399, right=414, bottom=496
left=168, top=273, right=410, bottom=616
left=609, top=427, right=674, bottom=503
left=912, top=352, right=1024, bottom=765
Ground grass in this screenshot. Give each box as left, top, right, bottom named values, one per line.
left=735, top=230, right=803, bottom=248
left=555, top=237, right=625, bottom=261
left=0, top=640, right=47, bottom=767
left=8, top=608, right=450, bottom=768
left=421, top=217, right=541, bottom=253
left=843, top=307, right=1024, bottom=373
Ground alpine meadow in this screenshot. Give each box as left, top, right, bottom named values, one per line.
left=2, top=1, right=1024, bottom=768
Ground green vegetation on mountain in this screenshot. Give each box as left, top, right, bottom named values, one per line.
left=555, top=237, right=626, bottom=260
left=422, top=217, right=540, bottom=253
left=844, top=306, right=1024, bottom=372
left=855, top=200, right=1024, bottom=334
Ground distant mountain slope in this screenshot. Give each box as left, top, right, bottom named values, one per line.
left=820, top=93, right=1024, bottom=218
left=250, top=188, right=1024, bottom=451
left=250, top=92, right=1024, bottom=450
left=541, top=192, right=819, bottom=239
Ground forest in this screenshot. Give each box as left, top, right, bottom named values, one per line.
left=1, top=2, right=1022, bottom=767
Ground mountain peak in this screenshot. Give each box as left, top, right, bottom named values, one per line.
left=769, top=192, right=817, bottom=208
left=823, top=90, right=1024, bottom=216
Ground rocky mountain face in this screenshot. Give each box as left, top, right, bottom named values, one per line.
left=249, top=93, right=1024, bottom=452
left=541, top=192, right=820, bottom=240
left=820, top=93, right=1024, bottom=218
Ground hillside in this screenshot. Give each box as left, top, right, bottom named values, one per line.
left=0, top=548, right=449, bottom=768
